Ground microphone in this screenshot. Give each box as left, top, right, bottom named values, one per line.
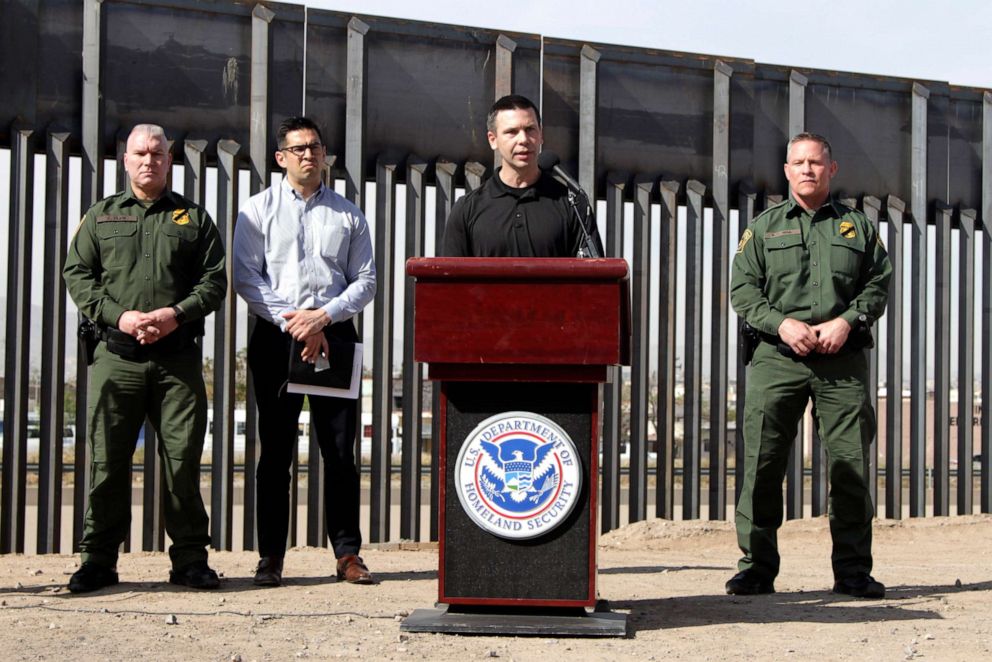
left=538, top=151, right=584, bottom=195
left=538, top=151, right=602, bottom=258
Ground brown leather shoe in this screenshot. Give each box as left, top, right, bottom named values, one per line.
left=253, top=556, right=284, bottom=587
left=336, top=554, right=374, bottom=584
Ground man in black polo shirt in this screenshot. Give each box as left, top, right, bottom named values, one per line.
left=442, top=94, right=603, bottom=257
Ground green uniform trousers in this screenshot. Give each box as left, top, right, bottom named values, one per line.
left=80, top=342, right=210, bottom=569
left=736, top=342, right=875, bottom=581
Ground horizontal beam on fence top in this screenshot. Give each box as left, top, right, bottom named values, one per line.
left=308, top=7, right=541, bottom=48
left=541, top=36, right=753, bottom=74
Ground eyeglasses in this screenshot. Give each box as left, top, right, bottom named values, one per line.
left=280, top=142, right=324, bottom=158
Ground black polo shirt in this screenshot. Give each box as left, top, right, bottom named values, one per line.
left=441, top=169, right=597, bottom=257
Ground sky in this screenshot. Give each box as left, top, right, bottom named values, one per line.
left=297, top=0, right=991, bottom=89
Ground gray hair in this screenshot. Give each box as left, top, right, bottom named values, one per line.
left=787, top=132, right=832, bottom=160
left=128, top=123, right=168, bottom=144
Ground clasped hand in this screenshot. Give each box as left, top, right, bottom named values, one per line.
left=118, top=307, right=179, bottom=345
left=283, top=309, right=332, bottom=363
left=778, top=317, right=851, bottom=356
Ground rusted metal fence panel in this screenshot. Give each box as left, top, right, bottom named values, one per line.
left=0, top=0, right=989, bottom=555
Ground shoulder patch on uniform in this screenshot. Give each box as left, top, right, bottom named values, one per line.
left=764, top=229, right=801, bottom=239
left=172, top=208, right=190, bottom=225
left=736, top=228, right=753, bottom=254
left=839, top=221, right=856, bottom=239
left=96, top=214, right=138, bottom=222
left=876, top=233, right=886, bottom=250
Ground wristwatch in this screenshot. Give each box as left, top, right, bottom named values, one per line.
left=172, top=304, right=187, bottom=324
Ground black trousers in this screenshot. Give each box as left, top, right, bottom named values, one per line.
left=248, top=318, right=362, bottom=559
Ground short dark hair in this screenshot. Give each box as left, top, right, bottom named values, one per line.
left=277, top=116, right=324, bottom=148
left=787, top=132, right=833, bottom=160
left=487, top=94, right=541, bottom=133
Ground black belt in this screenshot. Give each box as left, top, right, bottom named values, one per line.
left=103, top=323, right=200, bottom=360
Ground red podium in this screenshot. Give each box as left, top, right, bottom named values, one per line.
left=401, top=258, right=630, bottom=636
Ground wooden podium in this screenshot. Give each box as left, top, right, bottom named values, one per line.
left=401, top=258, right=630, bottom=636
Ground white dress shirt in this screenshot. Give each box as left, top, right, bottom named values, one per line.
left=233, top=178, right=376, bottom=329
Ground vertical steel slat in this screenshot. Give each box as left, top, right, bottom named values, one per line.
left=601, top=172, right=626, bottom=532
left=36, top=131, right=71, bottom=553
left=115, top=133, right=128, bottom=191
left=2, top=124, right=34, bottom=553
left=465, top=161, right=486, bottom=193
left=495, top=34, right=515, bottom=98
left=709, top=60, right=733, bottom=520
left=933, top=202, right=953, bottom=515
left=885, top=196, right=906, bottom=518
left=141, top=419, right=164, bottom=551
left=430, top=161, right=457, bottom=541
left=810, top=423, right=827, bottom=517
left=628, top=176, right=654, bottom=524
left=306, top=423, right=327, bottom=547
left=345, top=17, right=369, bottom=210
left=958, top=208, right=977, bottom=515
left=734, top=185, right=756, bottom=504
left=789, top=70, right=807, bottom=139
left=74, top=0, right=104, bottom=553
left=578, top=45, right=600, bottom=199
left=909, top=82, right=929, bottom=517
left=250, top=4, right=274, bottom=195
left=289, top=449, right=298, bottom=548
left=371, top=158, right=398, bottom=542
left=401, top=157, right=427, bottom=540
left=81, top=0, right=103, bottom=208
left=211, top=139, right=240, bottom=551
left=683, top=180, right=706, bottom=520
left=657, top=179, right=680, bottom=520
left=183, top=139, right=207, bottom=205
left=862, top=196, right=882, bottom=508
left=242, top=4, right=274, bottom=551
left=982, top=91, right=992, bottom=514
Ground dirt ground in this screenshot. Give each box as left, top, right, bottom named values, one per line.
left=1, top=515, right=990, bottom=661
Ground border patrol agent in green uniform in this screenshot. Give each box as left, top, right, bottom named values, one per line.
left=728, top=132, right=892, bottom=599
left=62, top=124, right=227, bottom=593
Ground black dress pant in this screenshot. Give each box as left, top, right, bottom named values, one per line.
left=248, top=318, right=362, bottom=559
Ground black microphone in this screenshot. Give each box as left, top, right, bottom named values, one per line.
left=538, top=151, right=584, bottom=195
left=538, top=151, right=602, bottom=258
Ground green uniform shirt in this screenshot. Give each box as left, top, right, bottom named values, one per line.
left=63, top=188, right=226, bottom=328
left=730, top=197, right=892, bottom=335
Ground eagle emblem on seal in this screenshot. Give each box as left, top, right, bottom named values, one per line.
left=478, top=438, right=560, bottom=507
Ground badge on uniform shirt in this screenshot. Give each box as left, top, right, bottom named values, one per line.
left=736, top=228, right=753, bottom=254
left=172, top=208, right=190, bottom=225
left=839, top=221, right=856, bottom=239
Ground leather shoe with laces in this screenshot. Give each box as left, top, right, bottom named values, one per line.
left=68, top=562, right=119, bottom=594
left=725, top=570, right=775, bottom=595
left=169, top=560, right=220, bottom=590
left=253, top=556, right=284, bottom=587
left=833, top=573, right=885, bottom=599
left=336, top=554, right=374, bottom=584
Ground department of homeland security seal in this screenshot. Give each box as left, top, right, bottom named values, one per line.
left=455, top=411, right=583, bottom=540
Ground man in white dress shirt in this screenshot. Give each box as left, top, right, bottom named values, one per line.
left=233, top=116, right=376, bottom=586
